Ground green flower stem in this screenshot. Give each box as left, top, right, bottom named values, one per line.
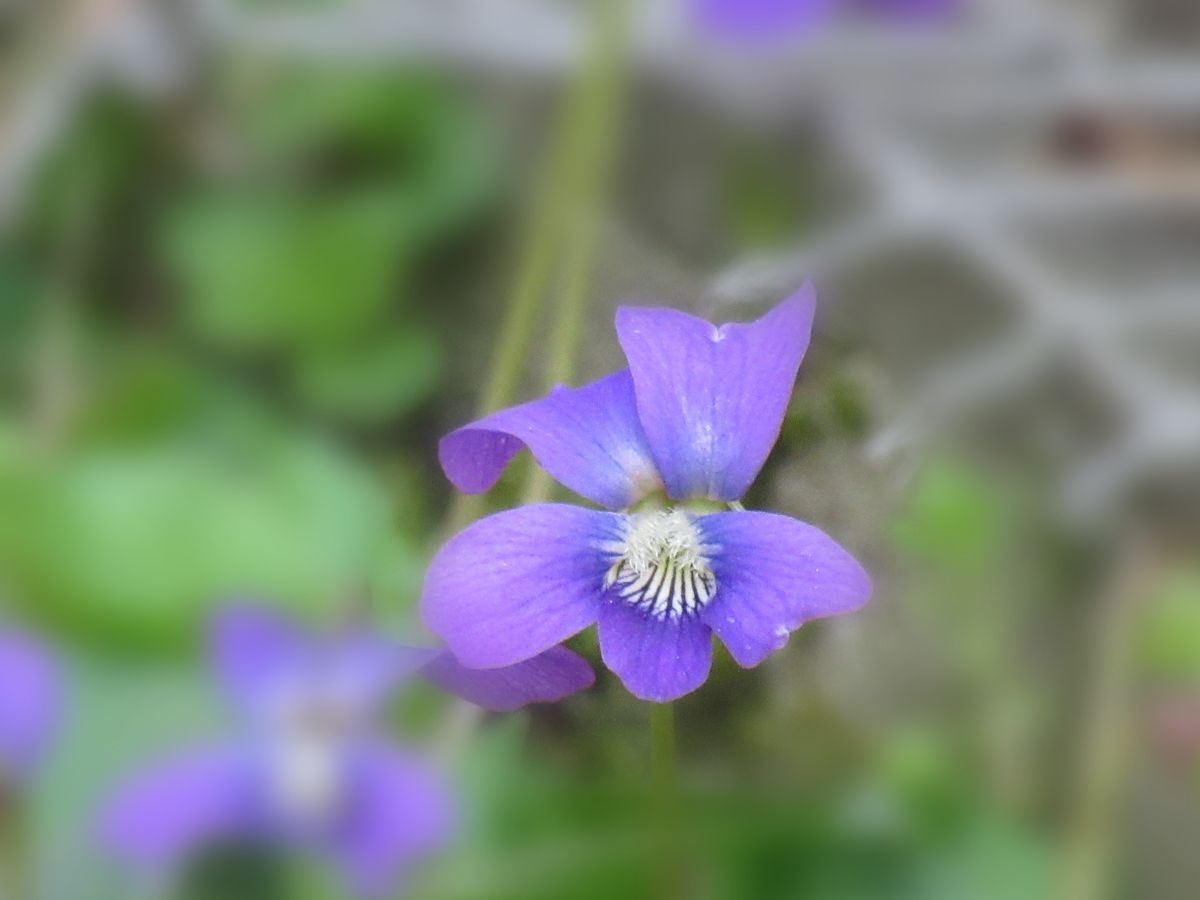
left=650, top=702, right=677, bottom=805
left=1058, top=537, right=1159, bottom=900
left=445, top=0, right=629, bottom=530
left=0, top=791, right=30, bottom=900
left=522, top=0, right=628, bottom=504
left=30, top=143, right=99, bottom=454
left=650, top=702, right=684, bottom=900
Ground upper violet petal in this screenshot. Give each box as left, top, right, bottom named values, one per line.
left=333, top=744, right=455, bottom=898
left=210, top=604, right=309, bottom=710
left=438, top=370, right=663, bottom=509
left=698, top=510, right=871, bottom=668
left=615, top=285, right=816, bottom=501
left=100, top=745, right=259, bottom=869
left=419, top=646, right=594, bottom=711
left=420, top=504, right=616, bottom=668
left=597, top=600, right=713, bottom=703
left=0, top=627, right=61, bottom=777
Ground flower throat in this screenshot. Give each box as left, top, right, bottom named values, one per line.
left=603, top=508, right=716, bottom=620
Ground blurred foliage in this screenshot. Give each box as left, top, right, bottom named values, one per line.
left=164, top=66, right=496, bottom=423
left=721, top=140, right=825, bottom=253
left=1138, top=567, right=1200, bottom=681
left=891, top=459, right=1010, bottom=574
left=0, top=408, right=417, bottom=649
left=166, top=191, right=408, bottom=351
left=0, top=64, right=498, bottom=648
left=404, top=719, right=1053, bottom=900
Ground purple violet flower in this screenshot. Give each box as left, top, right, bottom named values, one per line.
left=101, top=605, right=593, bottom=896
left=423, top=286, right=872, bottom=702
left=0, top=626, right=61, bottom=783
left=692, top=0, right=837, bottom=42
left=692, top=0, right=962, bottom=41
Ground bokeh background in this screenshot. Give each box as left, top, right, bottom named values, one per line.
left=2, top=0, right=1200, bottom=897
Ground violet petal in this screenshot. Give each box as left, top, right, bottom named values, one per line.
left=439, top=370, right=662, bottom=509
left=332, top=744, right=455, bottom=898
left=0, top=627, right=60, bottom=777
left=101, top=745, right=259, bottom=869
left=421, top=504, right=616, bottom=668
left=419, top=646, right=595, bottom=711
left=698, top=510, right=872, bottom=667
left=598, top=599, right=713, bottom=702
left=615, top=285, right=816, bottom=501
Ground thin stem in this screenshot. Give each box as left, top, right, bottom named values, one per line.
left=523, top=0, right=628, bottom=504
left=0, top=790, right=30, bottom=900
left=650, top=702, right=677, bottom=803
left=650, top=702, right=682, bottom=900
left=445, top=0, right=628, bottom=529
left=29, top=140, right=98, bottom=454
left=1058, top=535, right=1159, bottom=900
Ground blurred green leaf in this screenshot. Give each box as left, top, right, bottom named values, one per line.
left=166, top=192, right=405, bottom=352
left=293, top=328, right=442, bottom=423
left=723, top=144, right=816, bottom=252
left=830, top=375, right=871, bottom=438
left=0, top=431, right=403, bottom=650
left=1138, top=568, right=1200, bottom=681
left=891, top=460, right=1008, bottom=572
left=909, top=817, right=1052, bottom=900
left=235, top=67, right=496, bottom=248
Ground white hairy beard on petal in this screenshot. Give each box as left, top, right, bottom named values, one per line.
left=602, top=508, right=718, bottom=620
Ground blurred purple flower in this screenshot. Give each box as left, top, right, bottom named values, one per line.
left=101, top=605, right=593, bottom=896
left=0, top=626, right=61, bottom=782
left=424, top=286, right=872, bottom=702
left=692, top=0, right=836, bottom=41
left=692, top=0, right=962, bottom=41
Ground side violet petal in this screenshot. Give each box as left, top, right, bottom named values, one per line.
left=0, top=627, right=61, bottom=775
left=438, top=370, right=663, bottom=510
left=420, top=504, right=618, bottom=669
left=697, top=510, right=872, bottom=669
left=329, top=636, right=442, bottom=714
left=100, top=746, right=258, bottom=868
left=419, top=646, right=595, bottom=711
left=615, top=284, right=816, bottom=501
left=597, top=599, right=713, bottom=703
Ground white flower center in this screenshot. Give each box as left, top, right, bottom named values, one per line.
left=265, top=696, right=356, bottom=826
left=603, top=509, right=716, bottom=620
left=272, top=730, right=341, bottom=824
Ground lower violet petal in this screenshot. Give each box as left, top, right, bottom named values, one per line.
left=420, top=646, right=595, bottom=711
left=421, top=504, right=617, bottom=668
left=698, top=510, right=872, bottom=668
left=333, top=744, right=455, bottom=898
left=598, top=599, right=713, bottom=703
left=101, top=746, right=259, bottom=869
